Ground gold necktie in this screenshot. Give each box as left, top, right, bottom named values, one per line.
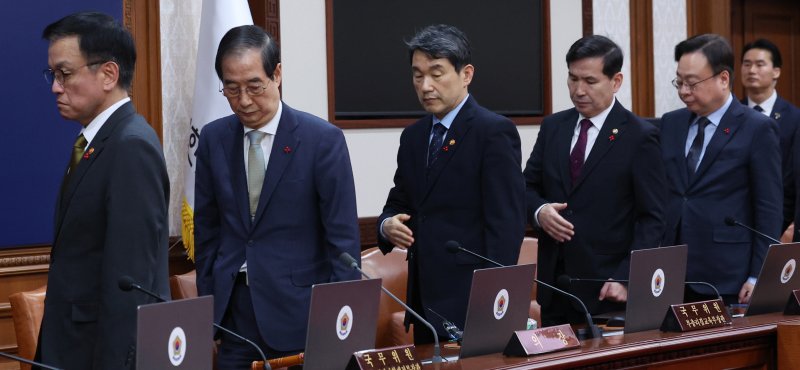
left=69, top=134, right=88, bottom=174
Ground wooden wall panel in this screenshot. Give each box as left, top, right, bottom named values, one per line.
left=124, top=0, right=163, bottom=141
left=630, top=0, right=655, bottom=117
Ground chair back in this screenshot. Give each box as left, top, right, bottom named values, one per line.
left=360, top=247, right=412, bottom=347
left=170, top=270, right=198, bottom=300
left=9, top=285, right=47, bottom=370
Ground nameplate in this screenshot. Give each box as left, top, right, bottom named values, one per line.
left=347, top=345, right=422, bottom=370
left=503, top=324, right=580, bottom=356
left=661, top=298, right=732, bottom=332
left=784, top=290, right=800, bottom=315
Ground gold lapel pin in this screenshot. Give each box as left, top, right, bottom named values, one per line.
left=449, top=139, right=456, bottom=146
left=612, top=128, right=618, bottom=135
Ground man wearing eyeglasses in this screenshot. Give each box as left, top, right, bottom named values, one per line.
left=193, top=25, right=360, bottom=368
left=37, top=12, right=169, bottom=370
left=660, top=34, right=782, bottom=305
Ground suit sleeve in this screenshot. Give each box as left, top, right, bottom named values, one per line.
left=482, top=118, right=526, bottom=265
left=523, top=121, right=552, bottom=227
left=377, top=131, right=414, bottom=254
left=614, top=124, right=667, bottom=279
left=314, top=127, right=362, bottom=281
left=99, top=133, right=169, bottom=367
left=194, top=128, right=220, bottom=297
left=750, top=118, right=783, bottom=277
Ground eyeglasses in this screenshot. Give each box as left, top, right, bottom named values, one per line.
left=43, top=61, right=106, bottom=87
left=671, top=72, right=721, bottom=92
left=219, top=80, right=272, bottom=98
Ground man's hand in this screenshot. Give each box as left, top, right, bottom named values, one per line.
left=382, top=214, right=414, bottom=248
left=738, top=280, right=755, bottom=304
left=538, top=203, right=574, bottom=242
left=599, top=281, right=627, bottom=302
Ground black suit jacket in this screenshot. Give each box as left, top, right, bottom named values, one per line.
left=37, top=102, right=170, bottom=369
left=377, top=96, right=525, bottom=336
left=742, top=96, right=800, bottom=229
left=523, top=101, right=666, bottom=314
left=661, top=98, right=782, bottom=295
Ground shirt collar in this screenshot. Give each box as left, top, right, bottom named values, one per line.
left=577, top=97, right=616, bottom=130
left=703, top=93, right=733, bottom=127
left=80, top=97, right=131, bottom=145
left=747, top=90, right=777, bottom=115
left=243, top=101, right=282, bottom=137
left=433, top=93, right=470, bottom=130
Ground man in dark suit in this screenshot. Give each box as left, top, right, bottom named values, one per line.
left=37, top=12, right=169, bottom=369
left=524, top=35, right=666, bottom=325
left=661, top=34, right=782, bottom=304
left=740, top=39, right=800, bottom=235
left=194, top=25, right=361, bottom=368
left=377, top=24, right=525, bottom=344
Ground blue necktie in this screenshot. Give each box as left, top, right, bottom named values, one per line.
left=428, top=123, right=447, bottom=167
left=686, top=117, right=710, bottom=177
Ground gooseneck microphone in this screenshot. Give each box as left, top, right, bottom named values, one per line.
left=563, top=276, right=723, bottom=302
left=338, top=253, right=444, bottom=363
left=444, top=241, right=602, bottom=339
left=724, top=217, right=781, bottom=244
left=0, top=352, right=63, bottom=370
left=118, top=276, right=272, bottom=370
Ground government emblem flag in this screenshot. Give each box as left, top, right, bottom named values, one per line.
left=182, top=0, right=253, bottom=260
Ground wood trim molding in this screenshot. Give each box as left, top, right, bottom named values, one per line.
left=630, top=0, right=655, bottom=117
left=0, top=246, right=51, bottom=274
left=124, top=0, right=163, bottom=142
left=582, top=0, right=593, bottom=36
left=543, top=0, right=553, bottom=116
left=686, top=0, right=732, bottom=39
left=249, top=0, right=281, bottom=43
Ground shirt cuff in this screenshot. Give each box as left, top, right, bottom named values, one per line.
left=746, top=276, right=757, bottom=286
left=533, top=204, right=548, bottom=227
left=379, top=218, right=390, bottom=240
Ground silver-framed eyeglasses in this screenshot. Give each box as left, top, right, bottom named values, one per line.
left=219, top=80, right=272, bottom=98
left=671, top=72, right=721, bottom=92
left=43, top=61, right=106, bottom=87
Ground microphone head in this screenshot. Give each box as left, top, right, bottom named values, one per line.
left=118, top=275, right=136, bottom=291
left=724, top=217, right=736, bottom=226
left=444, top=240, right=461, bottom=254
left=556, top=274, right=572, bottom=289
left=338, top=252, right=358, bottom=269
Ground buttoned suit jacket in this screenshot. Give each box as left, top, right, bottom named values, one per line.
left=377, top=96, right=526, bottom=336
left=523, top=100, right=666, bottom=314
left=37, top=102, right=170, bottom=370
left=194, top=103, right=361, bottom=351
left=661, top=98, right=782, bottom=295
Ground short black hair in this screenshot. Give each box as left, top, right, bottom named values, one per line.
left=215, top=25, right=281, bottom=81
left=43, top=12, right=136, bottom=90
left=565, top=35, right=623, bottom=79
left=406, top=24, right=471, bottom=72
left=674, top=34, right=733, bottom=76
left=742, top=38, right=782, bottom=68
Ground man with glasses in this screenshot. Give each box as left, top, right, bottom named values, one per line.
left=660, top=34, right=782, bottom=305
left=193, top=25, right=360, bottom=368
left=37, top=12, right=169, bottom=369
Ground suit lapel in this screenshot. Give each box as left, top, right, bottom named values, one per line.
left=421, top=98, right=474, bottom=202
left=556, top=111, right=578, bottom=195
left=222, top=118, right=252, bottom=231
left=773, top=96, right=788, bottom=121
left=252, top=104, right=300, bottom=226
left=691, top=100, right=743, bottom=185
left=676, top=113, right=693, bottom=189
left=572, top=102, right=626, bottom=191
left=54, top=102, right=134, bottom=242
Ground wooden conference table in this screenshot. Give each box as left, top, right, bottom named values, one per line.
left=414, top=312, right=799, bottom=369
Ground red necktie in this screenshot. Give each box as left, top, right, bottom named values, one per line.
left=569, top=119, right=592, bottom=184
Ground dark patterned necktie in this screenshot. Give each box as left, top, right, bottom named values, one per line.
left=754, top=105, right=764, bottom=113
left=428, top=122, right=447, bottom=167
left=569, top=119, right=592, bottom=184
left=686, top=117, right=710, bottom=177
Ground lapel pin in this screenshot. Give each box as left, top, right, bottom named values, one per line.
left=723, top=128, right=730, bottom=134
left=442, top=145, right=449, bottom=152
left=83, top=148, right=95, bottom=159
left=608, top=135, right=615, bottom=141
left=283, top=146, right=292, bottom=154
left=774, top=112, right=781, bottom=120
left=612, top=128, right=618, bottom=135
left=449, top=139, right=456, bottom=146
